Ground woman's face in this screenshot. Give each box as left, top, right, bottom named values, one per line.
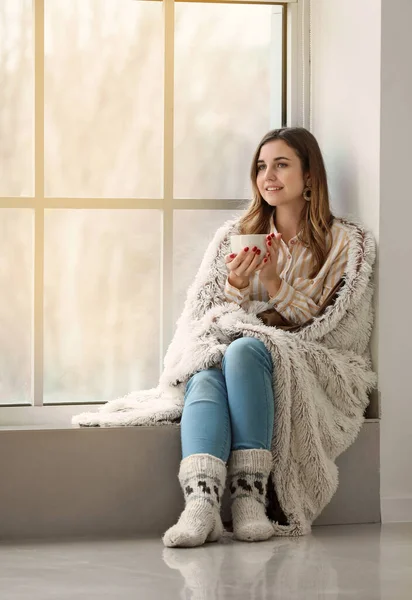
left=256, top=139, right=309, bottom=209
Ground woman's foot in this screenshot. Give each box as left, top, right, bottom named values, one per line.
left=163, top=502, right=223, bottom=547
left=228, top=449, right=275, bottom=542
left=162, top=453, right=227, bottom=548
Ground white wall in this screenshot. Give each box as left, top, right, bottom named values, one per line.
left=310, top=0, right=381, bottom=395
left=379, top=0, right=412, bottom=522
left=310, top=0, right=381, bottom=242
left=311, top=0, right=412, bottom=522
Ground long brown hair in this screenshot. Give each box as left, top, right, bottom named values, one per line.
left=238, top=127, right=334, bottom=278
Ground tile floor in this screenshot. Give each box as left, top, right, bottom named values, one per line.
left=1, top=523, right=411, bottom=599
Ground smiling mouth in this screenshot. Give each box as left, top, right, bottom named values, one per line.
left=265, top=187, right=283, bottom=192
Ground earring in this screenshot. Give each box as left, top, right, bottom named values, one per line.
left=303, top=186, right=312, bottom=202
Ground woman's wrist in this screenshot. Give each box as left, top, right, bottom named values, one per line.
left=228, top=273, right=249, bottom=290
left=266, top=276, right=282, bottom=299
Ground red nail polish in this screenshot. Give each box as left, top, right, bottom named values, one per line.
left=252, top=246, right=257, bottom=252
left=264, top=258, right=268, bottom=263
left=271, top=233, right=275, bottom=238
left=244, top=247, right=249, bottom=252
left=256, top=249, right=261, bottom=255
left=230, top=253, right=236, bottom=259
left=268, top=241, right=272, bottom=246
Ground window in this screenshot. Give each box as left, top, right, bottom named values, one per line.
left=0, top=0, right=304, bottom=421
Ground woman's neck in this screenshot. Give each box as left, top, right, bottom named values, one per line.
left=273, top=205, right=303, bottom=243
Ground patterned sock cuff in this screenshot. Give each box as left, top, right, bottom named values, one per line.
left=179, top=453, right=227, bottom=507
left=228, top=450, right=272, bottom=506
left=229, top=472, right=267, bottom=505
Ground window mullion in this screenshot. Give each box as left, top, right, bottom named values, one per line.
left=33, top=0, right=45, bottom=407
left=159, top=0, right=175, bottom=375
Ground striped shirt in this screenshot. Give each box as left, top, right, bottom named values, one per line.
left=224, top=219, right=350, bottom=325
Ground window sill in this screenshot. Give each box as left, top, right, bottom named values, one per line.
left=0, top=415, right=380, bottom=432
left=0, top=423, right=76, bottom=431
left=0, top=404, right=102, bottom=428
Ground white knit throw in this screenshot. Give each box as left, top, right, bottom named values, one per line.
left=73, top=217, right=377, bottom=536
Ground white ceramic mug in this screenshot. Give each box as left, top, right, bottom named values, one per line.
left=230, top=234, right=267, bottom=261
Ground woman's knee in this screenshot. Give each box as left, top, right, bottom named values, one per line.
left=187, top=367, right=220, bottom=385
left=185, top=367, right=225, bottom=398
left=224, top=336, right=272, bottom=365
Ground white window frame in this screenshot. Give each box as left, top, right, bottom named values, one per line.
left=0, top=0, right=310, bottom=426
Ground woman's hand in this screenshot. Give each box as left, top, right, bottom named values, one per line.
left=256, top=232, right=283, bottom=296
left=225, top=245, right=262, bottom=290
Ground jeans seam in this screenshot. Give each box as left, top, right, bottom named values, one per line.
left=220, top=406, right=230, bottom=461
left=263, top=355, right=274, bottom=449
left=254, top=342, right=274, bottom=449
left=251, top=341, right=274, bottom=449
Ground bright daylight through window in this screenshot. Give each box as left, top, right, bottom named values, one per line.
left=0, top=0, right=288, bottom=409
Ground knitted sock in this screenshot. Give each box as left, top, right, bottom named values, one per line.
left=162, top=453, right=227, bottom=548
left=228, top=449, right=275, bottom=542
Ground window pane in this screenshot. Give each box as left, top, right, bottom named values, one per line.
left=174, top=3, right=283, bottom=199
left=0, top=210, right=32, bottom=404
left=44, top=0, right=163, bottom=199
left=173, top=210, right=243, bottom=325
left=0, top=0, right=33, bottom=197
left=44, top=210, right=161, bottom=404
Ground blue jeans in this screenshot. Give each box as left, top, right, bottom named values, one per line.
left=181, top=337, right=275, bottom=462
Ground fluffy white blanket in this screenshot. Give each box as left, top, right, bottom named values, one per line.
left=73, top=217, right=377, bottom=535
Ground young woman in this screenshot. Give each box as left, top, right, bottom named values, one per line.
left=163, top=127, right=350, bottom=548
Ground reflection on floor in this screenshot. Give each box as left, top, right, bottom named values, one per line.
left=1, top=523, right=411, bottom=599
